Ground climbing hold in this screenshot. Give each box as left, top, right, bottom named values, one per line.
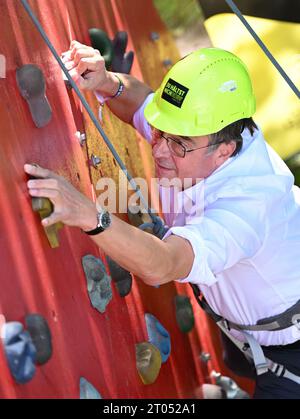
left=211, top=370, right=250, bottom=399
left=135, top=342, right=162, bottom=385
left=32, top=197, right=64, bottom=248
left=285, top=151, right=300, bottom=186
left=82, top=255, right=112, bottom=313
left=174, top=295, right=195, bottom=333
left=2, top=322, right=37, bottom=384
left=145, top=313, right=171, bottom=363
left=150, top=31, right=160, bottom=41
left=111, top=32, right=134, bottom=74
left=25, top=314, right=52, bottom=365
left=162, top=58, right=173, bottom=68
left=200, top=384, right=226, bottom=399
left=75, top=131, right=87, bottom=147
left=200, top=352, right=211, bottom=363
left=89, top=28, right=114, bottom=69
left=80, top=377, right=102, bottom=399
left=106, top=256, right=132, bottom=297
left=16, top=64, right=52, bottom=128
left=89, top=154, right=101, bottom=169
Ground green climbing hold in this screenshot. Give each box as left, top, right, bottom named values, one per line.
left=82, top=255, right=113, bottom=313
left=135, top=342, right=162, bottom=385
left=89, top=28, right=114, bottom=70
left=174, top=295, right=195, bottom=333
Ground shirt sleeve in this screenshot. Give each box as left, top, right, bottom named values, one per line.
left=132, top=93, right=154, bottom=143
left=163, top=203, right=264, bottom=287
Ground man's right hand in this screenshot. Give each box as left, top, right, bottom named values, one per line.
left=61, top=40, right=114, bottom=92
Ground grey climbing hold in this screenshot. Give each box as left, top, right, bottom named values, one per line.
left=75, top=131, right=87, bottom=147
left=25, top=314, right=52, bottom=365
left=80, top=377, right=102, bottom=399
left=82, top=255, right=112, bottom=313
left=201, top=383, right=226, bottom=399
left=150, top=32, right=160, bottom=41
left=16, top=64, right=52, bottom=128
left=106, top=256, right=132, bottom=297
left=2, top=322, right=37, bottom=384
left=163, top=59, right=173, bottom=68
left=200, top=352, right=211, bottom=363
left=89, top=155, right=101, bottom=168
left=211, top=370, right=250, bottom=399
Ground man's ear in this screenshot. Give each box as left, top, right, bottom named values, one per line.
left=215, top=141, right=236, bottom=167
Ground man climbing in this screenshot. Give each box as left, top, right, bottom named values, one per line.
left=25, top=41, right=300, bottom=399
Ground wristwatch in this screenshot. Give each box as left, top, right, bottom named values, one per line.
left=84, top=209, right=111, bottom=236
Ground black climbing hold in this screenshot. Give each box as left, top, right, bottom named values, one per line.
left=2, top=322, right=37, bottom=384
left=89, top=28, right=114, bottom=70
left=111, top=32, right=134, bottom=74
left=82, top=255, right=112, bottom=313
left=25, top=314, right=52, bottom=365
left=106, top=256, right=132, bottom=297
left=16, top=64, right=52, bottom=128
left=174, top=295, right=195, bottom=333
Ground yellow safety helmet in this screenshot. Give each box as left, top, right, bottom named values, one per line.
left=144, top=48, right=256, bottom=136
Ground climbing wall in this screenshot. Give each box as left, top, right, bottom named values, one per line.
left=0, top=0, right=253, bottom=398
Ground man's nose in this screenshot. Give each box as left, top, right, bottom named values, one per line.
left=152, top=137, right=170, bottom=158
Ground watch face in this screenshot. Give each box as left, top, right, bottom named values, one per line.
left=101, top=211, right=111, bottom=229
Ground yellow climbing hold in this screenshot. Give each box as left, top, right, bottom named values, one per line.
left=135, top=342, right=162, bottom=385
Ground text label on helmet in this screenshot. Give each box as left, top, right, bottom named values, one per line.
left=161, top=78, right=189, bottom=109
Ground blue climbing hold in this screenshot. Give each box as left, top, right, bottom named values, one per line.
left=80, top=377, right=102, bottom=399
left=145, top=314, right=171, bottom=363
left=2, top=322, right=37, bottom=384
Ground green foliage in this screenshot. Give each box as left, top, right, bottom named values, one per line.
left=154, top=0, right=203, bottom=35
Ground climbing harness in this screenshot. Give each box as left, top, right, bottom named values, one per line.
left=225, top=0, right=300, bottom=99
left=20, top=0, right=165, bottom=239
left=190, top=284, right=300, bottom=385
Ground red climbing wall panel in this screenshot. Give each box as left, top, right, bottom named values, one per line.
left=0, top=0, right=254, bottom=398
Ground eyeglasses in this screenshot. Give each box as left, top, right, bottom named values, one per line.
left=158, top=133, right=216, bottom=158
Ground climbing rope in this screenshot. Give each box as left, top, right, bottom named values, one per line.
left=225, top=0, right=300, bottom=99
left=20, top=0, right=163, bottom=235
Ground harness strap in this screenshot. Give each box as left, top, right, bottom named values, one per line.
left=190, top=283, right=300, bottom=384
